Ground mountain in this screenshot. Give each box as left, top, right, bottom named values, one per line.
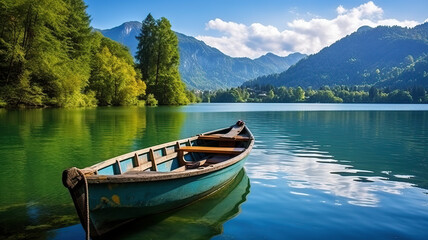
left=176, top=32, right=306, bottom=89
left=253, top=52, right=308, bottom=75
left=97, top=21, right=306, bottom=90
left=373, top=54, right=428, bottom=89
left=243, top=23, right=428, bottom=89
left=97, top=21, right=142, bottom=59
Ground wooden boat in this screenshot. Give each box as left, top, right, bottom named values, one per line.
left=62, top=121, right=254, bottom=239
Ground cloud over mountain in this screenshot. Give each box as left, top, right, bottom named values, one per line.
left=196, top=1, right=419, bottom=59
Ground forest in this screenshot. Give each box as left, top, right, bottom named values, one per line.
left=0, top=0, right=194, bottom=108
left=201, top=85, right=428, bottom=104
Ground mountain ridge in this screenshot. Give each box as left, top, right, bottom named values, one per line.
left=243, top=23, right=428, bottom=89
left=97, top=21, right=306, bottom=90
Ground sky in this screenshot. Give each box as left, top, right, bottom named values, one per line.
left=84, top=0, right=428, bottom=59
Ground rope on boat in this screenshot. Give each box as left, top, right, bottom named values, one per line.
left=76, top=168, right=90, bottom=240
left=62, top=167, right=90, bottom=240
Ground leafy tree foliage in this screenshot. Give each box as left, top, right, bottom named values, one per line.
left=185, top=90, right=202, bottom=103
left=88, top=33, right=145, bottom=106
left=136, top=14, right=189, bottom=105
left=307, top=90, right=343, bottom=103
left=387, top=90, right=413, bottom=103
left=0, top=0, right=93, bottom=107
left=0, top=0, right=147, bottom=108
left=145, top=93, right=158, bottom=106
left=204, top=85, right=428, bottom=104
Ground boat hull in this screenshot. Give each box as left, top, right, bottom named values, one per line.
left=63, top=123, right=255, bottom=238
left=88, top=158, right=247, bottom=236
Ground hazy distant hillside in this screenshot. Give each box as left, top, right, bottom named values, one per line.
left=176, top=32, right=306, bottom=89
left=98, top=21, right=306, bottom=90
left=97, top=21, right=141, bottom=59
left=244, top=23, right=428, bottom=89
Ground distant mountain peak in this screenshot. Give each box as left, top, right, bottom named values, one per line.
left=98, top=21, right=306, bottom=90
left=255, top=52, right=279, bottom=60
left=124, top=20, right=141, bottom=25
left=357, top=25, right=372, bottom=33
left=122, top=21, right=141, bottom=34
left=257, top=52, right=306, bottom=59
left=264, top=52, right=276, bottom=57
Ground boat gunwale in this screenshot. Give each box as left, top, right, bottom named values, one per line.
left=86, top=126, right=232, bottom=170
left=85, top=125, right=254, bottom=183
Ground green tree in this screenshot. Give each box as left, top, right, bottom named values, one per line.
left=136, top=14, right=189, bottom=105
left=294, top=87, right=305, bottom=101
left=308, top=90, right=343, bottom=103
left=135, top=13, right=157, bottom=82
left=88, top=35, right=146, bottom=106
left=211, top=90, right=237, bottom=102
left=410, top=86, right=425, bottom=103
left=0, top=0, right=95, bottom=107
left=267, top=89, right=275, bottom=100
left=387, top=90, right=413, bottom=103
left=369, top=86, right=379, bottom=102
left=145, top=93, right=158, bottom=106
left=185, top=90, right=201, bottom=103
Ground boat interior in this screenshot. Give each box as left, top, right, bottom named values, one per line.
left=85, top=123, right=253, bottom=175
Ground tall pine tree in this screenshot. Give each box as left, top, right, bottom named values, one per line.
left=135, top=14, right=157, bottom=84
left=136, top=14, right=188, bottom=105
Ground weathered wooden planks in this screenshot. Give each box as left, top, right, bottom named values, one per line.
left=220, top=122, right=245, bottom=139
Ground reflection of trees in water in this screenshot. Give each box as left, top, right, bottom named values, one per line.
left=139, top=107, right=186, bottom=148
left=0, top=108, right=149, bottom=204
left=0, top=107, right=191, bottom=239
left=85, top=107, right=148, bottom=162
left=103, top=169, right=250, bottom=240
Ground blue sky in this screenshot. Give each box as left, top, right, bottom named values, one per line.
left=84, top=0, right=428, bottom=58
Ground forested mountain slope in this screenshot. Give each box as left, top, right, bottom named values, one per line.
left=244, top=23, right=428, bottom=89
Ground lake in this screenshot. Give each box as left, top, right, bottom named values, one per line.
left=1, top=103, right=428, bottom=239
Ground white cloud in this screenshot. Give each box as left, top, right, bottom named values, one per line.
left=196, top=1, right=420, bottom=59
left=336, top=5, right=347, bottom=15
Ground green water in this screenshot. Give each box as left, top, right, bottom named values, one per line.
left=0, top=104, right=428, bottom=239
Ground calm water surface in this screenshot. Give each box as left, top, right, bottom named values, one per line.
left=0, top=103, right=427, bottom=239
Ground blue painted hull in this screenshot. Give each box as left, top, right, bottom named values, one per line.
left=88, top=158, right=247, bottom=234
left=63, top=123, right=255, bottom=238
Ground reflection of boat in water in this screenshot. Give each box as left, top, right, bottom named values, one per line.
left=51, top=169, right=250, bottom=240
left=108, top=168, right=251, bottom=239
left=62, top=122, right=254, bottom=239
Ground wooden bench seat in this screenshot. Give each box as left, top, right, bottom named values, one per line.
left=177, top=146, right=245, bottom=154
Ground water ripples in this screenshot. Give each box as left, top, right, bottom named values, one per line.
left=1, top=105, right=427, bottom=239
left=246, top=123, right=421, bottom=207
